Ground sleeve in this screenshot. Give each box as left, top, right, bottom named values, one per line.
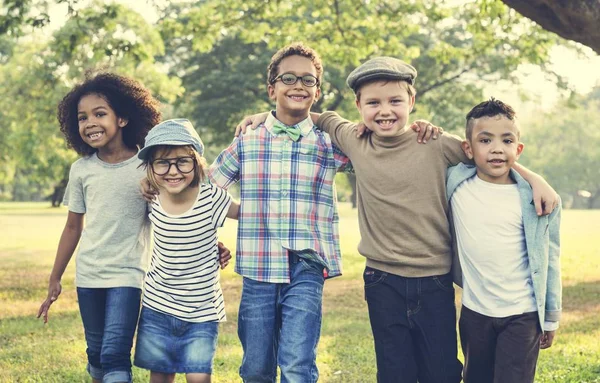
left=543, top=321, right=559, bottom=332
left=208, top=137, right=241, bottom=190
left=332, top=143, right=353, bottom=173
left=210, top=184, right=233, bottom=230
left=317, top=111, right=358, bottom=155
left=62, top=162, right=86, bottom=214
left=545, top=201, right=562, bottom=323
left=441, top=133, right=471, bottom=167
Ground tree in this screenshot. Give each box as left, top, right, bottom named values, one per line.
left=519, top=92, right=600, bottom=209
left=0, top=2, right=181, bottom=202
left=158, top=0, right=561, bottom=206
left=501, top=0, right=600, bottom=54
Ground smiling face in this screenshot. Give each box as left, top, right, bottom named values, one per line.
left=462, top=115, right=524, bottom=184
left=356, top=80, right=415, bottom=138
left=77, top=93, right=127, bottom=153
left=150, top=146, right=198, bottom=196
left=267, top=55, right=321, bottom=125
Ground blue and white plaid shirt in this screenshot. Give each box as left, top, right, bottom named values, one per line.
left=208, top=112, right=351, bottom=283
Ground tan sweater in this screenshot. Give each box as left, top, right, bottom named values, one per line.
left=319, top=111, right=469, bottom=277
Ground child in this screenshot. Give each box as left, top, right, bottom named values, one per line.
left=134, top=119, right=239, bottom=383
left=446, top=98, right=561, bottom=383
left=237, top=57, right=559, bottom=383
left=207, top=42, right=354, bottom=383
left=37, top=72, right=161, bottom=383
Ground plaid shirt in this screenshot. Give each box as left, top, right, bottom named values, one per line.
left=208, top=112, right=351, bottom=283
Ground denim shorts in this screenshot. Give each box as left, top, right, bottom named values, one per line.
left=134, top=306, right=219, bottom=374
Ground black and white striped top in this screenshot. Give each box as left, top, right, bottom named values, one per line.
left=143, top=183, right=232, bottom=322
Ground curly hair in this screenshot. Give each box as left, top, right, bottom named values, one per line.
left=57, top=72, right=162, bottom=156
left=266, top=42, right=323, bottom=87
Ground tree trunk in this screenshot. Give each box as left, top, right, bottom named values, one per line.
left=51, top=178, right=67, bottom=207
left=501, top=0, right=600, bottom=54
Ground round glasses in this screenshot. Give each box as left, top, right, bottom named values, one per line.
left=272, top=73, right=319, bottom=87
left=151, top=156, right=196, bottom=175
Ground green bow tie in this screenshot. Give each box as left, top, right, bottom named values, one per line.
left=272, top=122, right=301, bottom=141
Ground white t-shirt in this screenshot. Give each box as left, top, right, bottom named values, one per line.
left=143, top=183, right=232, bottom=323
left=450, top=175, right=537, bottom=318
left=63, top=153, right=150, bottom=289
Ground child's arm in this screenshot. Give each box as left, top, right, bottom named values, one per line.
left=234, top=112, right=441, bottom=143
left=512, top=163, right=560, bottom=216
left=217, top=241, right=232, bottom=269
left=37, top=211, right=84, bottom=323
left=541, top=202, right=562, bottom=349
left=227, top=200, right=240, bottom=220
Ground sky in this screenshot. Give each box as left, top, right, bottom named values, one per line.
left=46, top=0, right=600, bottom=111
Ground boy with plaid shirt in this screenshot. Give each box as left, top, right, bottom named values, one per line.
left=208, top=43, right=351, bottom=383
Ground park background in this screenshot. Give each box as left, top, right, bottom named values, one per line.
left=0, top=0, right=599, bottom=381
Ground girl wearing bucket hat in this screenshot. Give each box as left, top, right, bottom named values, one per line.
left=134, top=119, right=239, bottom=383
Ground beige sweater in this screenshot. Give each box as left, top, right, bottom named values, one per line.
left=318, top=112, right=469, bottom=277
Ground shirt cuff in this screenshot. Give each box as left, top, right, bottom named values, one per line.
left=543, top=321, right=559, bottom=332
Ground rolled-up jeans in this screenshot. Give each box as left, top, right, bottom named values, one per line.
left=77, top=287, right=141, bottom=383
left=238, top=253, right=325, bottom=383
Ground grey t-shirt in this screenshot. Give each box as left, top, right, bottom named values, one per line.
left=63, top=153, right=150, bottom=288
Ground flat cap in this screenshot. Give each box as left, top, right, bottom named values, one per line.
left=138, top=118, right=204, bottom=160
left=347, top=56, right=417, bottom=92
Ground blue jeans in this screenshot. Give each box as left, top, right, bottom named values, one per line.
left=134, top=306, right=219, bottom=374
left=77, top=287, right=142, bottom=383
left=363, top=267, right=463, bottom=383
left=238, top=254, right=325, bottom=383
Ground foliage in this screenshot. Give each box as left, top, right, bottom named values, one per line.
left=159, top=0, right=559, bottom=142
left=520, top=91, right=600, bottom=209
left=0, top=2, right=182, bottom=201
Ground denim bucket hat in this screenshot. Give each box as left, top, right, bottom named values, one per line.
left=138, top=119, right=204, bottom=160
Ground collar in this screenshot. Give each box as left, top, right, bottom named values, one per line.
left=264, top=110, right=314, bottom=138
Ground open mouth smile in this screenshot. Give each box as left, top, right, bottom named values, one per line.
left=376, top=119, right=397, bottom=128
left=87, top=132, right=104, bottom=141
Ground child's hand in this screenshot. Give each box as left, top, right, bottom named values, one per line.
left=218, top=241, right=232, bottom=269
left=235, top=112, right=270, bottom=136
left=37, top=279, right=62, bottom=324
left=540, top=330, right=556, bottom=349
left=139, top=177, right=158, bottom=202
left=530, top=176, right=559, bottom=216
left=410, top=120, right=443, bottom=143
left=356, top=122, right=372, bottom=137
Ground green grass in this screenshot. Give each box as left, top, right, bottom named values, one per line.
left=1, top=202, right=599, bottom=382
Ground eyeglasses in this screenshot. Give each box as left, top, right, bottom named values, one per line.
left=272, top=73, right=319, bottom=87
left=151, top=156, right=196, bottom=175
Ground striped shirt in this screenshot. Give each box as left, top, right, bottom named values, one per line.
left=143, top=183, right=232, bottom=322
left=208, top=112, right=351, bottom=283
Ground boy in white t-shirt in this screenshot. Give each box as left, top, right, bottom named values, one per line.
left=446, top=98, right=562, bottom=383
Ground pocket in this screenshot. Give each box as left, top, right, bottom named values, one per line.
left=363, top=267, right=387, bottom=288
left=432, top=274, right=453, bottom=292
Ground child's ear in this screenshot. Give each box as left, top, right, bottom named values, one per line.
left=515, top=142, right=524, bottom=159
left=461, top=140, right=474, bottom=159
left=408, top=94, right=416, bottom=113
left=314, top=87, right=321, bottom=102
left=118, top=118, right=128, bottom=128
left=267, top=84, right=276, bottom=101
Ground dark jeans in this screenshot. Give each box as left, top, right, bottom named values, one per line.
left=77, top=287, right=141, bottom=383
left=364, top=267, right=463, bottom=383
left=459, top=305, right=542, bottom=383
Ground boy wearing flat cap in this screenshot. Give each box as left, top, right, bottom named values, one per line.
left=315, top=57, right=559, bottom=383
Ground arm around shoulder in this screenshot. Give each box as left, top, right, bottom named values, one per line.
left=316, top=111, right=358, bottom=151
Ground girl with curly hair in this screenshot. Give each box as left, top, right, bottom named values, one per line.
left=37, top=72, right=161, bottom=383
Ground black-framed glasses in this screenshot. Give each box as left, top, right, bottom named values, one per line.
left=151, top=156, right=196, bottom=175
left=272, top=73, right=319, bottom=87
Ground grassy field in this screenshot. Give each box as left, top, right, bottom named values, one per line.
left=1, top=202, right=599, bottom=382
